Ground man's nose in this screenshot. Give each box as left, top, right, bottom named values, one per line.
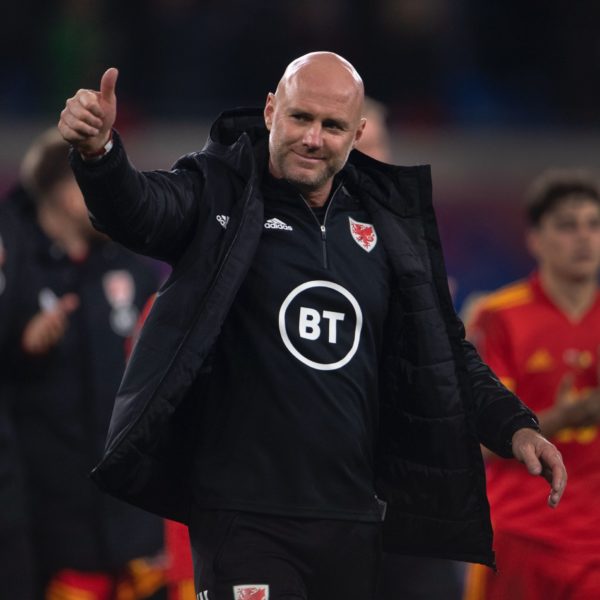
left=303, top=124, right=323, bottom=148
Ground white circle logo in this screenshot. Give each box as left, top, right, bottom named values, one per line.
left=278, top=280, right=363, bottom=371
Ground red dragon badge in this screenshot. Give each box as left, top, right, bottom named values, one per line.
left=233, top=585, right=269, bottom=600
left=349, top=217, right=377, bottom=252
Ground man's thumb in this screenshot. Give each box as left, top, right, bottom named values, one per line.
left=100, top=67, right=119, bottom=102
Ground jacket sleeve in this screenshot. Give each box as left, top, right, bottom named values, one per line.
left=69, top=130, right=204, bottom=264
left=459, top=323, right=540, bottom=458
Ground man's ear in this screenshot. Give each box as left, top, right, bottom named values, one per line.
left=352, top=117, right=367, bottom=147
left=264, top=92, right=275, bottom=131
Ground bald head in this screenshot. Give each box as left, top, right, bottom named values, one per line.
left=275, top=52, right=365, bottom=118
left=277, top=52, right=364, bottom=90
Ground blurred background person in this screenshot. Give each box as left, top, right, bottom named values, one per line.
left=464, top=170, right=600, bottom=599
left=2, top=128, right=166, bottom=600
left=354, top=97, right=392, bottom=163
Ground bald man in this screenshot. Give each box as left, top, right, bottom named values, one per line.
left=59, top=52, right=565, bottom=600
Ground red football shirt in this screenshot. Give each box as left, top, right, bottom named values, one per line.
left=470, top=272, right=600, bottom=557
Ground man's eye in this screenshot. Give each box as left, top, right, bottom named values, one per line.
left=588, top=219, right=600, bottom=230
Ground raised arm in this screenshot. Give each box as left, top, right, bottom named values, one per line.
left=57, top=69, right=204, bottom=263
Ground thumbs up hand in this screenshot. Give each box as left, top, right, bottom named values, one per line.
left=58, top=68, right=119, bottom=156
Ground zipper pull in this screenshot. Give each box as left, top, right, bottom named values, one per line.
left=320, top=225, right=328, bottom=268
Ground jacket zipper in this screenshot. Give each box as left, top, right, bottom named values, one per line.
left=300, top=182, right=343, bottom=269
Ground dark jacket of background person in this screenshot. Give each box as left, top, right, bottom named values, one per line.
left=0, top=133, right=165, bottom=590
left=0, top=186, right=37, bottom=599
left=72, top=109, right=538, bottom=568
left=11, top=220, right=163, bottom=577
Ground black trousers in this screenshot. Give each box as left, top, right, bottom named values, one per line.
left=189, top=509, right=382, bottom=600
left=0, top=525, right=35, bottom=600
left=375, top=554, right=466, bottom=600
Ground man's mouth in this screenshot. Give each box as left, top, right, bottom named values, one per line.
left=293, top=151, right=324, bottom=162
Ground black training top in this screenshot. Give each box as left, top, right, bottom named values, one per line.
left=192, top=171, right=391, bottom=521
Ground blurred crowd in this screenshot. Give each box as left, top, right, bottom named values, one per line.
left=2, top=0, right=600, bottom=128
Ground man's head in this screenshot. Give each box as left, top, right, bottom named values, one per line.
left=264, top=52, right=366, bottom=205
left=20, top=129, right=74, bottom=203
left=525, top=169, right=600, bottom=282
left=355, top=96, right=392, bottom=163
left=20, top=128, right=95, bottom=237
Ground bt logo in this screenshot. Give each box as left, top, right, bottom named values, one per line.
left=298, top=307, right=345, bottom=343
left=279, top=280, right=362, bottom=371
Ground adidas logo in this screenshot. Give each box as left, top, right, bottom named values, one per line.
left=264, top=217, right=293, bottom=231
left=216, top=215, right=229, bottom=229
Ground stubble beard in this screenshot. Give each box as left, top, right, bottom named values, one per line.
left=276, top=152, right=343, bottom=195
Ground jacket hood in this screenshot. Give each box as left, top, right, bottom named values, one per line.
left=200, top=107, right=268, bottom=181
left=206, top=107, right=267, bottom=147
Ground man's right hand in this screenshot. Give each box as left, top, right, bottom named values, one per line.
left=58, top=67, right=118, bottom=156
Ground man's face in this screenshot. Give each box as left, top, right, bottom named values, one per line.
left=264, top=75, right=365, bottom=196
left=528, top=197, right=600, bottom=282
left=50, top=178, right=102, bottom=239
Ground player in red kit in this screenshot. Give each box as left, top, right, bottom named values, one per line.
left=465, top=170, right=600, bottom=600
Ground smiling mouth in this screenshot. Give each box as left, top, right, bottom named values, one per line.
left=293, top=151, right=324, bottom=161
